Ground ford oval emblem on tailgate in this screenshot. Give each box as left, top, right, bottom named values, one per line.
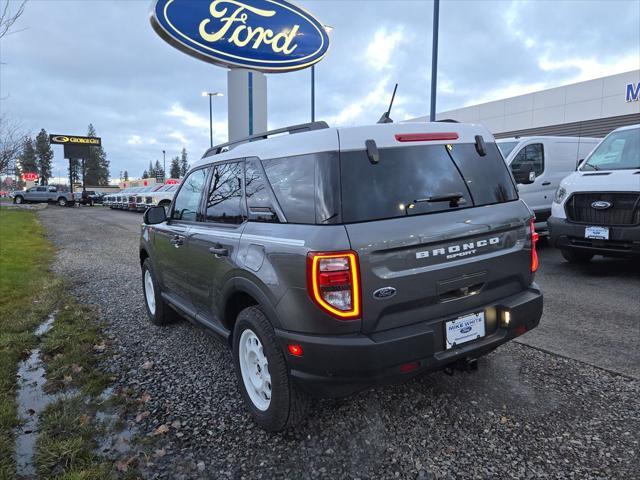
left=591, top=201, right=612, bottom=210
left=373, top=287, right=396, bottom=300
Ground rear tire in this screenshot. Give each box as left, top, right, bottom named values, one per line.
left=57, top=197, right=68, bottom=207
left=233, top=307, right=310, bottom=432
left=561, top=248, right=594, bottom=263
left=141, top=258, right=180, bottom=326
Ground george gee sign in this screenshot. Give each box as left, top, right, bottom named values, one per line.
left=150, top=0, right=330, bottom=72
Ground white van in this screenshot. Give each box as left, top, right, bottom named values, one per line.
left=548, top=124, right=640, bottom=262
left=497, top=136, right=600, bottom=230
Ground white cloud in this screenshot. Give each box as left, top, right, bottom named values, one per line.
left=127, top=135, right=142, bottom=145
left=365, top=27, right=406, bottom=70
left=169, top=130, right=189, bottom=145
left=327, top=77, right=392, bottom=125
left=538, top=54, right=640, bottom=82
left=166, top=103, right=210, bottom=129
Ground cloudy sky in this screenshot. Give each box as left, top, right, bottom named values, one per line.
left=1, top=0, right=638, bottom=182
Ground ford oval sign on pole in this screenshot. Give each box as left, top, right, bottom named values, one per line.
left=150, top=0, right=330, bottom=73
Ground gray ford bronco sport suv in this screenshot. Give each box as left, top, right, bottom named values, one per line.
left=140, top=121, right=543, bottom=431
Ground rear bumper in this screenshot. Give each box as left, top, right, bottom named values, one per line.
left=548, top=216, right=640, bottom=257
left=275, top=285, right=543, bottom=397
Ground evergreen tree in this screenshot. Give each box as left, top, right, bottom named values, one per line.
left=169, top=156, right=181, bottom=179
left=154, top=160, right=163, bottom=179
left=84, top=124, right=110, bottom=185
left=18, top=137, right=38, bottom=175
left=123, top=170, right=129, bottom=181
left=179, top=148, right=189, bottom=177
left=34, top=129, right=53, bottom=185
left=142, top=170, right=149, bottom=179
left=147, top=160, right=155, bottom=178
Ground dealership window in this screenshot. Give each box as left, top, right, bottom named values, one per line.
left=245, top=159, right=280, bottom=223
left=171, top=168, right=208, bottom=222
left=511, top=143, right=544, bottom=176
left=206, top=162, right=245, bottom=224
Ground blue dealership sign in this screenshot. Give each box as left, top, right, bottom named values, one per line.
left=150, top=0, right=330, bottom=72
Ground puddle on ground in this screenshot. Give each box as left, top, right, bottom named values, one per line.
left=14, top=313, right=132, bottom=477
left=14, top=312, right=58, bottom=477
left=95, top=387, right=138, bottom=457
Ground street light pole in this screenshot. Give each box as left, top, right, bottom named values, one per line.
left=202, top=91, right=224, bottom=148
left=162, top=150, right=166, bottom=180
left=311, top=65, right=315, bottom=122
left=430, top=0, right=440, bottom=122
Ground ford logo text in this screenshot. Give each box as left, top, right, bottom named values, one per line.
left=591, top=201, right=612, bottom=210
left=373, top=287, right=397, bottom=300
left=150, top=0, right=330, bottom=72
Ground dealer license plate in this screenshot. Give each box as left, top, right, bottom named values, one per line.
left=585, top=226, right=609, bottom=240
left=445, top=312, right=485, bottom=350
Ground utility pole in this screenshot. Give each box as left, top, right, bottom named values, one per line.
left=430, top=0, right=440, bottom=122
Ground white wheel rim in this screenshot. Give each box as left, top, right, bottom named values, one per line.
left=144, top=270, right=156, bottom=315
left=16, top=197, right=22, bottom=204
left=238, top=329, right=272, bottom=411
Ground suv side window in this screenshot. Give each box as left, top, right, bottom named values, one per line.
left=36, top=187, right=46, bottom=192
left=245, top=159, right=280, bottom=223
left=205, top=162, right=245, bottom=224
left=262, top=154, right=315, bottom=224
left=511, top=143, right=544, bottom=176
left=171, top=168, right=208, bottom=222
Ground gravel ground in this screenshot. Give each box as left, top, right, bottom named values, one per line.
left=39, top=207, right=640, bottom=480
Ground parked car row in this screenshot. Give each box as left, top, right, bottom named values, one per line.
left=497, top=125, right=639, bottom=261
left=104, top=184, right=178, bottom=212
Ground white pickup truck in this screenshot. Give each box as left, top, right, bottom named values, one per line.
left=11, top=186, right=75, bottom=206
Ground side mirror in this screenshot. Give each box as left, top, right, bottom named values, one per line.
left=576, top=158, right=585, bottom=170
left=513, top=165, right=535, bottom=184
left=144, top=206, right=167, bottom=225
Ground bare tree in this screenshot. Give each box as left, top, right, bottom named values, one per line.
left=0, top=0, right=26, bottom=39
left=0, top=116, right=23, bottom=175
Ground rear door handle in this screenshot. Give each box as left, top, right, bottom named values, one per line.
left=209, top=246, right=229, bottom=257
left=541, top=181, right=551, bottom=186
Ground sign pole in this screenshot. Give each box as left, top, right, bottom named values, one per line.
left=430, top=0, right=440, bottom=122
left=311, top=65, right=315, bottom=122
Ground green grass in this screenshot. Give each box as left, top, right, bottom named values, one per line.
left=0, top=210, right=121, bottom=479
left=0, top=209, right=56, bottom=479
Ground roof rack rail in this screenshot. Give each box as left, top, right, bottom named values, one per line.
left=203, top=121, right=330, bottom=157
left=436, top=119, right=459, bottom=123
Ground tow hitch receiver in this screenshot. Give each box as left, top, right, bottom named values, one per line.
left=444, top=357, right=478, bottom=375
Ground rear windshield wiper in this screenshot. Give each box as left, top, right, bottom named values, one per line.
left=414, top=192, right=466, bottom=207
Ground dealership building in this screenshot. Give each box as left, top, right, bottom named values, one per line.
left=412, top=70, right=640, bottom=139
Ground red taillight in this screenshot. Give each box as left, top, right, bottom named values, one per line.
left=307, top=251, right=361, bottom=320
left=395, top=132, right=459, bottom=142
left=530, top=219, right=539, bottom=273
left=287, top=344, right=303, bottom=357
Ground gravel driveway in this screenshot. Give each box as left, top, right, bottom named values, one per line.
left=39, top=207, right=639, bottom=480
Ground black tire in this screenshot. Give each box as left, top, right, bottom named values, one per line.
left=141, top=258, right=180, bottom=326
left=561, top=248, right=594, bottom=263
left=57, top=197, right=68, bottom=207
left=14, top=196, right=23, bottom=204
left=233, top=307, right=310, bottom=431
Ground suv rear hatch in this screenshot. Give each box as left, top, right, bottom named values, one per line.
left=338, top=127, right=535, bottom=334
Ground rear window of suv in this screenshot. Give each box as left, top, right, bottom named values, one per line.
left=340, top=142, right=517, bottom=223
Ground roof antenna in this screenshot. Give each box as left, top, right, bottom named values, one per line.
left=377, top=83, right=398, bottom=124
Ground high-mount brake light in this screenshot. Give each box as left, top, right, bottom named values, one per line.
left=530, top=218, right=539, bottom=273
left=307, top=251, right=361, bottom=320
left=395, top=132, right=459, bottom=142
